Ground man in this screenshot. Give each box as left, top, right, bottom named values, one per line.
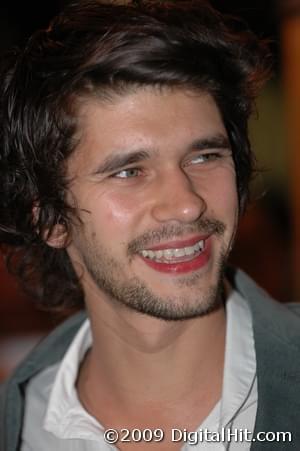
left=0, top=1, right=299, bottom=450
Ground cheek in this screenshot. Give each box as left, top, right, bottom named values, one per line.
left=84, top=190, right=145, bottom=242
left=104, top=194, right=138, bottom=223
left=222, top=184, right=239, bottom=230
left=205, top=171, right=238, bottom=221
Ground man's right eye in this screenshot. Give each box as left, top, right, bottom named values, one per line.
left=111, top=168, right=141, bottom=178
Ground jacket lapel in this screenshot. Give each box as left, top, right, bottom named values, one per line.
left=229, top=268, right=300, bottom=449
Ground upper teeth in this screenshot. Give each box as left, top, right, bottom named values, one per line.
left=140, top=240, right=204, bottom=261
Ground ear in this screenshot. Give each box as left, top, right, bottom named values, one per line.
left=45, top=223, right=69, bottom=249
left=32, top=204, right=69, bottom=248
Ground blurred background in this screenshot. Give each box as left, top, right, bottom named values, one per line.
left=0, top=0, right=300, bottom=379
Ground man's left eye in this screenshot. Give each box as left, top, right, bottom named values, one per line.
left=190, top=152, right=219, bottom=164
left=189, top=150, right=230, bottom=165
left=112, top=168, right=140, bottom=178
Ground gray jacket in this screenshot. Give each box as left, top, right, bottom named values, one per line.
left=1, top=268, right=300, bottom=450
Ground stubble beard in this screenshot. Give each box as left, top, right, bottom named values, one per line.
left=79, top=219, right=232, bottom=321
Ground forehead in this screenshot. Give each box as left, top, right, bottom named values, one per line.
left=69, top=87, right=227, bottom=174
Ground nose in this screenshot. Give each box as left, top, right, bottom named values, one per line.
left=151, top=168, right=207, bottom=224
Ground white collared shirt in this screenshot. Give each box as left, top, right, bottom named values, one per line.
left=21, top=290, right=257, bottom=450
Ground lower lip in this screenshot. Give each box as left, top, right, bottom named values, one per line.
left=139, top=240, right=211, bottom=274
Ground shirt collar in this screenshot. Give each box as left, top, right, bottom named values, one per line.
left=220, top=289, right=256, bottom=428
left=43, top=319, right=102, bottom=440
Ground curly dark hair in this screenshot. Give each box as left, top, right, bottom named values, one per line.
left=0, top=0, right=271, bottom=310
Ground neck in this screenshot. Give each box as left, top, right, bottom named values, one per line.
left=77, top=295, right=226, bottom=429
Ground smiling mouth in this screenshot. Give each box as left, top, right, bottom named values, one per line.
left=139, top=239, right=205, bottom=264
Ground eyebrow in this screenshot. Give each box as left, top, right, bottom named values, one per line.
left=188, top=134, right=231, bottom=152
left=93, top=133, right=230, bottom=175
left=93, top=149, right=153, bottom=175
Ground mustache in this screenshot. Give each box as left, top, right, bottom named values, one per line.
left=128, top=217, right=226, bottom=255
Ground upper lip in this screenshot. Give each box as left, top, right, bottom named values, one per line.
left=142, top=235, right=209, bottom=251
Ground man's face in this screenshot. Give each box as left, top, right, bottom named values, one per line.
left=66, top=87, right=239, bottom=321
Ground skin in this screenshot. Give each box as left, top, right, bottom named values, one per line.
left=53, top=87, right=239, bottom=449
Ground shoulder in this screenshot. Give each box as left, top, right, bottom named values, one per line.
left=0, top=310, right=87, bottom=451
left=227, top=267, right=300, bottom=348
left=286, top=302, right=300, bottom=315
left=17, top=310, right=87, bottom=378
